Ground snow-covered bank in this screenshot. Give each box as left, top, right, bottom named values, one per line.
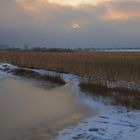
left=0, top=63, right=17, bottom=79
left=0, top=63, right=17, bottom=70
left=55, top=96, right=140, bottom=140
left=0, top=63, right=140, bottom=140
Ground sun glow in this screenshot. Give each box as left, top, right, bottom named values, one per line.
left=48, top=0, right=100, bottom=6
left=72, top=23, right=80, bottom=29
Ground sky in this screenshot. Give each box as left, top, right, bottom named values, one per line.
left=0, top=0, right=140, bottom=48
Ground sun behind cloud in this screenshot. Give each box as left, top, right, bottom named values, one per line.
left=72, top=23, right=80, bottom=29
left=48, top=0, right=100, bottom=6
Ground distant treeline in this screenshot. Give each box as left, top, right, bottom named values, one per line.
left=0, top=44, right=140, bottom=52
left=0, top=44, right=80, bottom=52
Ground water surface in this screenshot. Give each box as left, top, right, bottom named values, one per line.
left=0, top=77, right=90, bottom=140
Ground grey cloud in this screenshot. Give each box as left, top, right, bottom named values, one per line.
left=0, top=0, right=140, bottom=48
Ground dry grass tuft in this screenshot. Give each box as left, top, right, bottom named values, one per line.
left=13, top=68, right=65, bottom=85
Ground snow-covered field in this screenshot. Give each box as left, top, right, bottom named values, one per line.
left=0, top=63, right=140, bottom=140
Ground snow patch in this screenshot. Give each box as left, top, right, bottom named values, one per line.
left=0, top=63, right=17, bottom=70
left=0, top=63, right=16, bottom=79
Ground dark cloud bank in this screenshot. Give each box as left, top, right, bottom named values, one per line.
left=0, top=0, right=140, bottom=48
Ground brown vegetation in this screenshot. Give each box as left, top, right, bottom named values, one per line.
left=79, top=79, right=140, bottom=109
left=0, top=51, right=140, bottom=82
left=12, top=68, right=65, bottom=85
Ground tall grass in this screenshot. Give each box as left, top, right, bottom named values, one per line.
left=12, top=68, right=65, bottom=85
left=0, top=51, right=140, bottom=83
left=79, top=78, right=140, bottom=109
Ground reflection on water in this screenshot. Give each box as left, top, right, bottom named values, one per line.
left=0, top=77, right=90, bottom=140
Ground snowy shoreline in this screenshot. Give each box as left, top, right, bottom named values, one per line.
left=0, top=63, right=140, bottom=140
left=55, top=96, right=140, bottom=140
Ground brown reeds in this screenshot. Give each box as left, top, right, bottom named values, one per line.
left=79, top=78, right=140, bottom=109
left=12, top=68, right=65, bottom=85
left=0, top=51, right=140, bottom=83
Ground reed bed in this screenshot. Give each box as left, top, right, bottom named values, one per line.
left=79, top=78, right=140, bottom=109
left=0, top=51, right=140, bottom=83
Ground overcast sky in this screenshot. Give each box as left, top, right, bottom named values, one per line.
left=0, top=0, right=140, bottom=48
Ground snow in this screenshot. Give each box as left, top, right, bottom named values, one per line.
left=0, top=63, right=17, bottom=71
left=0, top=63, right=16, bottom=79
left=55, top=96, right=140, bottom=140
left=0, top=63, right=140, bottom=140
left=34, top=69, right=80, bottom=83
